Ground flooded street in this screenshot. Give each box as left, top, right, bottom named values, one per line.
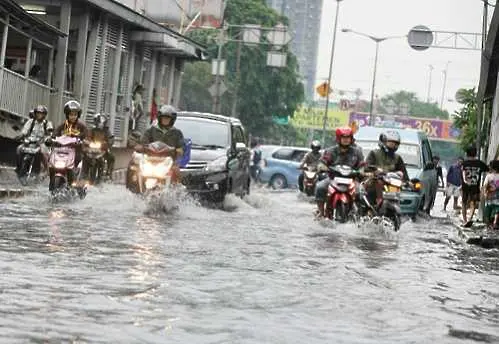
left=0, top=186, right=498, bottom=343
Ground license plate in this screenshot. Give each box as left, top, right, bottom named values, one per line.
left=387, top=185, right=400, bottom=192
left=335, top=177, right=352, bottom=185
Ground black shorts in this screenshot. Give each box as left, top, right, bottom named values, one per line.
left=462, top=184, right=480, bottom=205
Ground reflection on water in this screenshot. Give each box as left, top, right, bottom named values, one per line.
left=0, top=187, right=497, bottom=343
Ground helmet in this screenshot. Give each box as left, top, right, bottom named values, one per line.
left=379, top=130, right=401, bottom=153
left=64, top=100, right=82, bottom=119
left=310, top=140, right=321, bottom=152
left=93, top=113, right=108, bottom=129
left=157, top=104, right=177, bottom=126
left=335, top=127, right=354, bottom=147
left=34, top=105, right=48, bottom=115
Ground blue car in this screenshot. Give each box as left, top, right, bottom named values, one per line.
left=258, top=146, right=310, bottom=189
left=354, top=126, right=438, bottom=217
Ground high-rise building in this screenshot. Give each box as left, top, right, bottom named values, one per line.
left=267, top=0, right=323, bottom=100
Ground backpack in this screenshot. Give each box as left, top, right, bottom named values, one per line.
left=28, top=119, right=48, bottom=137
left=252, top=148, right=262, bottom=165
left=176, top=138, right=192, bottom=168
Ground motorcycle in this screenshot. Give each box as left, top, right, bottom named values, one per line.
left=357, top=168, right=408, bottom=232
left=127, top=141, right=176, bottom=195
left=48, top=135, right=86, bottom=199
left=18, top=138, right=43, bottom=185
left=325, top=164, right=361, bottom=222
left=83, top=140, right=107, bottom=185
left=300, top=165, right=319, bottom=197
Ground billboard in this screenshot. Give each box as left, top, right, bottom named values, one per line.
left=118, top=0, right=225, bottom=29
left=290, top=106, right=349, bottom=129
left=348, top=112, right=461, bottom=142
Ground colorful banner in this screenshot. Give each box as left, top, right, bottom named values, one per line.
left=348, top=112, right=461, bottom=141
left=291, top=107, right=349, bottom=129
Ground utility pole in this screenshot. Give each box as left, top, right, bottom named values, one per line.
left=212, top=0, right=226, bottom=114
left=321, top=0, right=343, bottom=147
left=440, top=61, right=450, bottom=110
left=231, top=39, right=242, bottom=117
left=426, top=64, right=433, bottom=103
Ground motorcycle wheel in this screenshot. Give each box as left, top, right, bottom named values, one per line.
left=388, top=212, right=401, bottom=232
left=53, top=175, right=66, bottom=193
left=334, top=202, right=349, bottom=223
left=89, top=164, right=98, bottom=184
left=305, top=187, right=314, bottom=197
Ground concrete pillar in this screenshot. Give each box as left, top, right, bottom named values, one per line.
left=488, top=70, right=499, bottom=160
left=74, top=8, right=89, bottom=100
left=0, top=15, right=9, bottom=88
left=167, top=56, right=176, bottom=104
left=173, top=59, right=184, bottom=108
left=53, top=0, right=71, bottom=125
left=22, top=37, right=32, bottom=115
left=145, top=50, right=157, bottom=118
left=109, top=22, right=124, bottom=134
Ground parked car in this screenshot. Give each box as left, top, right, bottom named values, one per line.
left=258, top=146, right=310, bottom=189
left=354, top=126, right=438, bottom=217
left=176, top=112, right=251, bottom=203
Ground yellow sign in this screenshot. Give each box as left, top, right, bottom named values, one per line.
left=290, top=106, right=349, bottom=130
left=316, top=82, right=331, bottom=98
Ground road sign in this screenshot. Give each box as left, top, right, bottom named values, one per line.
left=208, top=81, right=227, bottom=97
left=266, top=23, right=291, bottom=48
left=408, top=25, right=434, bottom=51
left=316, top=82, right=331, bottom=98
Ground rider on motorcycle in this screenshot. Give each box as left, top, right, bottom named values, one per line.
left=365, top=130, right=409, bottom=207
left=298, top=140, right=322, bottom=192
left=15, top=105, right=53, bottom=176
left=81, top=113, right=115, bottom=180
left=48, top=100, right=88, bottom=191
left=315, top=127, right=364, bottom=217
left=128, top=104, right=185, bottom=185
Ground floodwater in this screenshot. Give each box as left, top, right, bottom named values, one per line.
left=0, top=186, right=497, bottom=343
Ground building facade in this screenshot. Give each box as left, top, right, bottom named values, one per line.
left=267, top=0, right=323, bottom=101
left=0, top=0, right=204, bottom=147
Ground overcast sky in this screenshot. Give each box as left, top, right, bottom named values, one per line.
left=316, top=0, right=493, bottom=113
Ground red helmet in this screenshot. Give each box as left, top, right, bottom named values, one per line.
left=335, top=127, right=353, bottom=143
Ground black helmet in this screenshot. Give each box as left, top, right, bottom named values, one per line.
left=310, top=140, right=321, bottom=152
left=64, top=100, right=82, bottom=119
left=157, top=104, right=177, bottom=126
left=93, top=113, right=108, bottom=129
left=379, top=130, right=401, bottom=153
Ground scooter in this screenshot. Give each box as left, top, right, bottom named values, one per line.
left=48, top=135, right=86, bottom=199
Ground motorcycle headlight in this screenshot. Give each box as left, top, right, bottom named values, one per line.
left=140, top=158, right=173, bottom=178
left=205, top=156, right=227, bottom=172
left=54, top=161, right=66, bottom=169
left=89, top=142, right=102, bottom=149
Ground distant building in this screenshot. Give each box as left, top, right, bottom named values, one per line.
left=267, top=0, right=323, bottom=101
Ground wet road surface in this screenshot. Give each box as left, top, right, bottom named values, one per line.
left=0, top=186, right=497, bottom=343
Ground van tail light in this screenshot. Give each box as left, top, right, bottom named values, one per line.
left=260, top=159, right=267, bottom=168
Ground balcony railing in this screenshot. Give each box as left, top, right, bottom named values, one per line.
left=0, top=68, right=51, bottom=118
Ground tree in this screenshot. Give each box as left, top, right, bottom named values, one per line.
left=179, top=0, right=304, bottom=137
left=452, top=87, right=491, bottom=152
left=380, top=91, right=449, bottom=119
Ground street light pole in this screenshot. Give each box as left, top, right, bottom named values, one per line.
left=321, top=0, right=343, bottom=147
left=368, top=41, right=380, bottom=125
left=440, top=61, right=450, bottom=110
left=426, top=64, right=433, bottom=103
left=342, top=29, right=406, bottom=126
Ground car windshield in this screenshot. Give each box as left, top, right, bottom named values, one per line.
left=356, top=140, right=421, bottom=168
left=175, top=117, right=229, bottom=148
